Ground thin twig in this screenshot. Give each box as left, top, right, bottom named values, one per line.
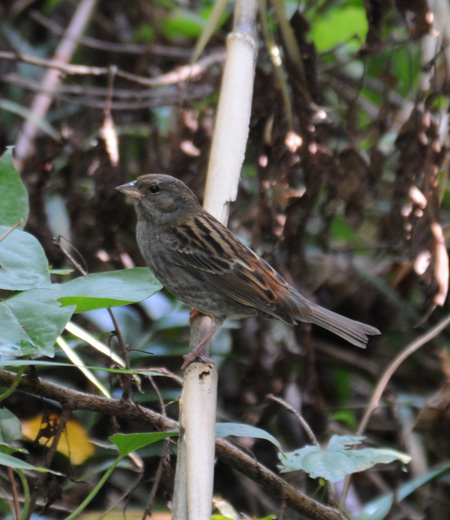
left=0, top=219, right=24, bottom=243
left=141, top=374, right=171, bottom=517
left=339, top=313, right=450, bottom=505
left=29, top=11, right=198, bottom=58
left=54, top=236, right=88, bottom=276
left=358, top=314, right=450, bottom=436
left=7, top=467, right=21, bottom=520
left=142, top=438, right=171, bottom=520
left=3, top=72, right=211, bottom=101
left=278, top=495, right=288, bottom=520
left=2, top=76, right=214, bottom=110
left=0, top=50, right=226, bottom=87
left=107, top=308, right=132, bottom=400
left=267, top=394, right=336, bottom=505
left=267, top=394, right=320, bottom=447
left=148, top=375, right=167, bottom=418
left=25, top=408, right=72, bottom=520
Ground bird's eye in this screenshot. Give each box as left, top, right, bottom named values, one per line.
left=149, top=185, right=160, bottom=194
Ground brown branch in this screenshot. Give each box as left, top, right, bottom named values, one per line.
left=1, top=74, right=214, bottom=110
left=0, top=50, right=226, bottom=88
left=29, top=10, right=197, bottom=58
left=0, top=369, right=346, bottom=520
left=7, top=466, right=20, bottom=520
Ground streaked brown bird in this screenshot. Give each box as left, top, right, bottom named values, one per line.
left=117, top=174, right=380, bottom=368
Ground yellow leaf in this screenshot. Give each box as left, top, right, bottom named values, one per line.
left=22, top=413, right=95, bottom=465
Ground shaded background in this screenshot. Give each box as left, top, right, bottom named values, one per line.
left=1, top=0, right=450, bottom=518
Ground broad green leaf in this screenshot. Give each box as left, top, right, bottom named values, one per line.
left=0, top=148, right=28, bottom=228
left=309, top=5, right=368, bottom=52
left=0, top=227, right=51, bottom=291
left=216, top=423, right=282, bottom=451
left=0, top=289, right=75, bottom=357
left=0, top=409, right=22, bottom=445
left=356, top=464, right=450, bottom=520
left=109, top=430, right=178, bottom=457
left=57, top=268, right=163, bottom=312
left=279, top=435, right=411, bottom=483
left=0, top=452, right=60, bottom=472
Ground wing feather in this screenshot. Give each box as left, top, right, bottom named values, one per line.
left=166, top=214, right=296, bottom=323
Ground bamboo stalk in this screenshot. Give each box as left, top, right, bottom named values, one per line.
left=173, top=1, right=259, bottom=518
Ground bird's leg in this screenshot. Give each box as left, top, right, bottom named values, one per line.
left=189, top=308, right=203, bottom=324
left=182, top=313, right=223, bottom=370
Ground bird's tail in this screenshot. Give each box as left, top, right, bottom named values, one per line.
left=301, top=301, right=380, bottom=348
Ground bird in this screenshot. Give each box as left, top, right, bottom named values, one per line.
left=116, top=174, right=380, bottom=369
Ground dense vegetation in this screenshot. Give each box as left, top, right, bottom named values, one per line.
left=1, top=0, right=450, bottom=518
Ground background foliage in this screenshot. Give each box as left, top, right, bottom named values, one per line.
left=1, top=0, right=450, bottom=518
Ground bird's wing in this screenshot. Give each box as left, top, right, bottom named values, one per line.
left=166, top=214, right=301, bottom=323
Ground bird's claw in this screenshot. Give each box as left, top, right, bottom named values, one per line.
left=181, top=348, right=214, bottom=371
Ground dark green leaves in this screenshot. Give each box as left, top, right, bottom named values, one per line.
left=0, top=149, right=162, bottom=359
left=0, top=148, right=28, bottom=228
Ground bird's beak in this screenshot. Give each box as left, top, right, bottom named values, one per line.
left=116, top=181, right=144, bottom=199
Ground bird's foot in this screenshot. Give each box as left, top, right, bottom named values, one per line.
left=181, top=347, right=214, bottom=371
left=183, top=311, right=222, bottom=370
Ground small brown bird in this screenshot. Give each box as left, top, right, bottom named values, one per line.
left=117, top=174, right=380, bottom=368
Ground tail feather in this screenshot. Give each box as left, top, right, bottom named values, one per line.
left=302, top=301, right=380, bottom=348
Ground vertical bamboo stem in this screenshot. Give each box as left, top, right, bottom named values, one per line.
left=173, top=1, right=259, bottom=518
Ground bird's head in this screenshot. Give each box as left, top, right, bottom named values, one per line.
left=116, top=174, right=201, bottom=225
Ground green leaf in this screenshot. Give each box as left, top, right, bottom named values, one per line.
left=56, top=268, right=163, bottom=312
left=109, top=430, right=178, bottom=457
left=309, top=5, right=368, bottom=52
left=0, top=148, right=28, bottom=228
left=0, top=452, right=60, bottom=473
left=279, top=435, right=411, bottom=483
left=0, top=289, right=75, bottom=357
left=216, top=423, right=282, bottom=451
left=330, top=216, right=360, bottom=243
left=356, top=464, right=450, bottom=520
left=0, top=409, right=22, bottom=445
left=0, top=227, right=51, bottom=291
left=0, top=445, right=27, bottom=456
left=163, top=8, right=205, bottom=39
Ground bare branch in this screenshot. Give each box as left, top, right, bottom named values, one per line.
left=0, top=368, right=346, bottom=520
